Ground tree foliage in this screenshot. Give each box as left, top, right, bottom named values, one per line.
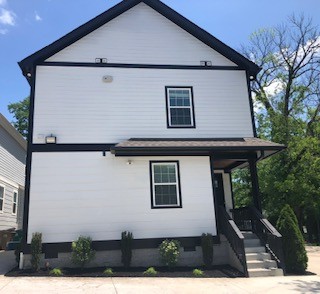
left=236, top=14, right=320, bottom=241
left=8, top=96, right=29, bottom=138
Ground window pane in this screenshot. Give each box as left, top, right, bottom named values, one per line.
left=13, top=192, right=17, bottom=203
left=153, top=164, right=176, bottom=183
left=0, top=187, right=3, bottom=211
left=155, top=185, right=178, bottom=205
left=169, top=89, right=191, bottom=107
left=13, top=203, right=16, bottom=214
left=170, top=108, right=192, bottom=126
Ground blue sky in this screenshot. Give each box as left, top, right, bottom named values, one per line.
left=1, top=0, right=320, bottom=122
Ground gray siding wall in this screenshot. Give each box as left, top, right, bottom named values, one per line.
left=0, top=125, right=26, bottom=230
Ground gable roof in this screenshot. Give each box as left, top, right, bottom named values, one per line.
left=0, top=113, right=27, bottom=151
left=19, top=0, right=260, bottom=79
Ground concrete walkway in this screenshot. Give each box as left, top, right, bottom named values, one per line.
left=0, top=247, right=319, bottom=293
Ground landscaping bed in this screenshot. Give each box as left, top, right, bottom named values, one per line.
left=6, top=265, right=243, bottom=278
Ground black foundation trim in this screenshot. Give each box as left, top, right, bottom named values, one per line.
left=23, top=236, right=220, bottom=258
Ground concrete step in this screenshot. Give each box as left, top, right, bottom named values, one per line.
left=246, top=252, right=272, bottom=261
left=247, top=259, right=277, bottom=269
left=244, top=239, right=261, bottom=247
left=248, top=268, right=284, bottom=277
left=241, top=232, right=258, bottom=239
left=245, top=246, right=266, bottom=254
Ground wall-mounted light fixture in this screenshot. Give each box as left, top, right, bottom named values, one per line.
left=45, top=135, right=56, bottom=144
left=95, top=58, right=108, bottom=64
left=102, top=75, right=113, bottom=83
left=200, top=61, right=212, bottom=66
left=26, top=73, right=32, bottom=77
left=249, top=76, right=255, bottom=80
left=127, top=160, right=133, bottom=165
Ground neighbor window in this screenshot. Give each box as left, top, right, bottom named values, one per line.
left=12, top=191, right=18, bottom=215
left=150, top=161, right=182, bottom=208
left=0, top=185, right=4, bottom=212
left=166, top=87, right=195, bottom=128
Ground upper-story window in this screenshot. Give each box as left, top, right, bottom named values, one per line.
left=165, top=87, right=195, bottom=128
left=0, top=185, right=4, bottom=213
left=12, top=191, right=18, bottom=215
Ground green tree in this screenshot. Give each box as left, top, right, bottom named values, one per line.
left=277, top=205, right=308, bottom=273
left=238, top=14, right=320, bottom=239
left=8, top=96, right=29, bottom=138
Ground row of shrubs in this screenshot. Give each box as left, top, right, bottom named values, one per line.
left=49, top=266, right=206, bottom=277
left=29, top=231, right=215, bottom=272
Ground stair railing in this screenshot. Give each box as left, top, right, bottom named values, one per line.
left=232, top=206, right=286, bottom=274
left=218, top=206, right=249, bottom=277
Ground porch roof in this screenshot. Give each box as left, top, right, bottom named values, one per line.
left=110, top=137, right=285, bottom=157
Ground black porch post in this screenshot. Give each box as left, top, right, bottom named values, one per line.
left=249, top=158, right=262, bottom=212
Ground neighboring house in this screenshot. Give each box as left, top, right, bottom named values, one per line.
left=18, top=0, right=286, bottom=276
left=0, top=113, right=26, bottom=248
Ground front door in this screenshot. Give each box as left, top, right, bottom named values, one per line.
left=214, top=173, right=225, bottom=207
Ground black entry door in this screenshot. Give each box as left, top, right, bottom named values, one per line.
left=214, top=173, right=225, bottom=207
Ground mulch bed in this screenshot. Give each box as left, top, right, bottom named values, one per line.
left=6, top=265, right=244, bottom=278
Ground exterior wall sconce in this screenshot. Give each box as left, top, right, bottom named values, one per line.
left=200, top=61, right=212, bottom=66
left=102, top=75, right=113, bottom=83
left=95, top=58, right=107, bottom=63
left=127, top=160, right=133, bottom=165
left=45, top=135, right=56, bottom=144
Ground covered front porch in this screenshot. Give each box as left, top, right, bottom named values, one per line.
left=111, top=137, right=286, bottom=277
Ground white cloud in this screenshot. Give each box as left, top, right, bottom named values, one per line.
left=0, top=28, right=7, bottom=34
left=264, top=80, right=283, bottom=96
left=0, top=0, right=7, bottom=6
left=0, top=8, right=16, bottom=26
left=35, top=11, right=42, bottom=21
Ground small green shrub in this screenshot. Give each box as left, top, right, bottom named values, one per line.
left=193, top=268, right=204, bottom=277
left=201, top=233, right=213, bottom=268
left=143, top=267, right=158, bottom=276
left=121, top=231, right=133, bottom=269
left=71, top=236, right=95, bottom=269
left=159, top=239, right=180, bottom=269
left=276, top=204, right=308, bottom=273
left=31, top=232, right=42, bottom=272
left=103, top=268, right=114, bottom=276
left=49, top=268, right=63, bottom=276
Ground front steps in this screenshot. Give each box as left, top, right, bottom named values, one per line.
left=242, top=232, right=284, bottom=277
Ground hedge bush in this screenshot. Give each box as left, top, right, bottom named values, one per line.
left=276, top=204, right=308, bottom=273
left=159, top=239, right=180, bottom=269
left=121, top=231, right=133, bottom=269
left=201, top=233, right=213, bottom=268
left=71, top=236, right=95, bottom=269
left=31, top=232, right=42, bottom=272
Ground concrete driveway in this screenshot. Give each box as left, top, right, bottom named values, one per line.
left=0, top=246, right=319, bottom=293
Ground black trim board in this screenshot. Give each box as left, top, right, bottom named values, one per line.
left=246, top=73, right=257, bottom=137
left=165, top=86, right=196, bottom=129
left=31, top=144, right=116, bottom=152
left=149, top=161, right=182, bottom=209
left=19, top=0, right=260, bottom=78
left=40, top=62, right=243, bottom=71
left=23, top=236, right=220, bottom=257
left=22, top=67, right=36, bottom=253
left=210, top=156, right=220, bottom=239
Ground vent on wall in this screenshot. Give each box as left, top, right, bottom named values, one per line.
left=95, top=58, right=108, bottom=63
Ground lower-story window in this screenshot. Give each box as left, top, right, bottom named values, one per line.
left=0, top=185, right=4, bottom=212
left=150, top=161, right=182, bottom=208
left=12, top=191, right=18, bottom=215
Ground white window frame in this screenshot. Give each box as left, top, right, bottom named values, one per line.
left=0, top=184, right=5, bottom=213
left=12, top=190, right=18, bottom=215
left=150, top=161, right=182, bottom=208
left=166, top=87, right=195, bottom=128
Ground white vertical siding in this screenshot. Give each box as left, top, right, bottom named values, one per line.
left=27, top=152, right=216, bottom=243
left=47, top=3, right=235, bottom=66
left=33, top=66, right=254, bottom=144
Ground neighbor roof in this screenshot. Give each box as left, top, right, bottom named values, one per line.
left=0, top=113, right=27, bottom=151
left=19, top=0, right=260, bottom=78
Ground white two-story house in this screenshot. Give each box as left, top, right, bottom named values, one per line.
left=0, top=113, right=26, bottom=249
left=18, top=0, right=286, bottom=276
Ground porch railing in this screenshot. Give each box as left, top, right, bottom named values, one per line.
left=218, top=206, right=248, bottom=277
left=232, top=206, right=286, bottom=274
